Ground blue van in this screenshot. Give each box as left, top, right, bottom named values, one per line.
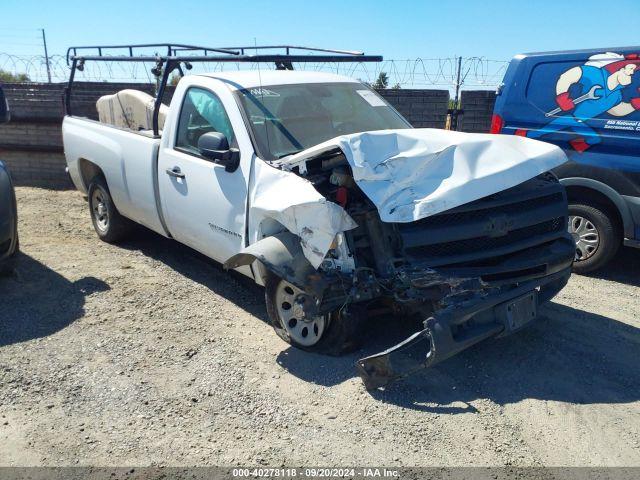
left=491, top=47, right=640, bottom=273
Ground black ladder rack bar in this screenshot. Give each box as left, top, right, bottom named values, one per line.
left=68, top=54, right=382, bottom=63
left=217, top=45, right=366, bottom=56
left=64, top=43, right=383, bottom=136
left=66, top=43, right=377, bottom=65
left=66, top=43, right=241, bottom=66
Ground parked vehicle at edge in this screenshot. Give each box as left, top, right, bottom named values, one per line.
left=0, top=84, right=18, bottom=274
left=62, top=44, right=575, bottom=388
left=491, top=47, right=640, bottom=273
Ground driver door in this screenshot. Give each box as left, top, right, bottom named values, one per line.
left=157, top=86, right=247, bottom=264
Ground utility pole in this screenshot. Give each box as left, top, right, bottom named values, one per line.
left=41, top=28, right=52, bottom=83
left=452, top=56, right=462, bottom=131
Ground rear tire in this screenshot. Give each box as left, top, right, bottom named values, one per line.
left=569, top=202, right=620, bottom=274
left=87, top=175, right=134, bottom=243
left=264, top=273, right=363, bottom=355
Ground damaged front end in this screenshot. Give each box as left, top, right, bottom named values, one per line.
left=227, top=129, right=575, bottom=389
left=356, top=268, right=570, bottom=390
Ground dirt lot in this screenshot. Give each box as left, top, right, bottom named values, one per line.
left=1, top=187, right=639, bottom=467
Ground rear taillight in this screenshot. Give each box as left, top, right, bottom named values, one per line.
left=489, top=114, right=504, bottom=134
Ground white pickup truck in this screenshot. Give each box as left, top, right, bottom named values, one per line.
left=63, top=46, right=575, bottom=388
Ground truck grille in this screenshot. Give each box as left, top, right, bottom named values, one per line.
left=396, top=177, right=569, bottom=275
left=406, top=216, right=564, bottom=259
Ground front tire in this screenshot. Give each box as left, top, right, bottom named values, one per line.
left=87, top=175, right=133, bottom=243
left=569, top=202, right=621, bottom=274
left=264, top=274, right=362, bottom=355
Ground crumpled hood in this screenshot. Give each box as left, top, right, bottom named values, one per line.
left=281, top=128, right=568, bottom=223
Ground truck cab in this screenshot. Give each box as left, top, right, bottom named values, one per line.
left=491, top=47, right=640, bottom=272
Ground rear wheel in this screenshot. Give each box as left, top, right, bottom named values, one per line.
left=264, top=274, right=362, bottom=355
left=87, top=175, right=134, bottom=243
left=568, top=202, right=620, bottom=274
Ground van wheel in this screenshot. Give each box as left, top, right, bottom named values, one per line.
left=568, top=202, right=620, bottom=274
left=87, top=175, right=134, bottom=243
left=264, top=273, right=362, bottom=355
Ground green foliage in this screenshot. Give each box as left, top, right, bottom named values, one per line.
left=0, top=69, right=30, bottom=83
left=373, top=72, right=389, bottom=89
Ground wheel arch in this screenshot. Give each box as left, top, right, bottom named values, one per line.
left=78, top=158, right=106, bottom=192
left=560, top=177, right=632, bottom=238
left=224, top=231, right=325, bottom=295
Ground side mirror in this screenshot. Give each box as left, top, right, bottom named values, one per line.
left=197, top=131, right=239, bottom=172
left=0, top=86, right=10, bottom=125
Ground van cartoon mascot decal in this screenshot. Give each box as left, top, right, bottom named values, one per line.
left=516, top=52, right=640, bottom=152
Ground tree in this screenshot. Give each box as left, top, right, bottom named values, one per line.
left=372, top=72, right=389, bottom=89
left=0, top=70, right=30, bottom=83
left=392, top=83, right=401, bottom=90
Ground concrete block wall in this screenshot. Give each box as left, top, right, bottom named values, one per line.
left=378, top=89, right=449, bottom=128
left=459, top=89, right=497, bottom=133
left=0, top=150, right=68, bottom=188
left=0, top=82, right=157, bottom=188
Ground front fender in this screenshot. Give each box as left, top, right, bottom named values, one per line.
left=224, top=232, right=328, bottom=294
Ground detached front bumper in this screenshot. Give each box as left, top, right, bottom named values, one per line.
left=356, top=267, right=571, bottom=390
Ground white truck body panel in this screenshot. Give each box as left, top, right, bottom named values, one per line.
left=155, top=76, right=254, bottom=265
left=63, top=116, right=166, bottom=235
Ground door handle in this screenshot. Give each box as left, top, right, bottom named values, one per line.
left=166, top=166, right=185, bottom=179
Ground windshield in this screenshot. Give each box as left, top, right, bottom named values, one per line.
left=236, top=82, right=411, bottom=160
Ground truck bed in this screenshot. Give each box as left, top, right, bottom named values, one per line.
left=63, top=116, right=168, bottom=236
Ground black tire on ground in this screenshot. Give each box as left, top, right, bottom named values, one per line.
left=0, top=241, right=18, bottom=276
left=264, top=273, right=363, bottom=356
left=87, top=175, right=134, bottom=243
left=0, top=207, right=19, bottom=276
left=569, top=202, right=621, bottom=274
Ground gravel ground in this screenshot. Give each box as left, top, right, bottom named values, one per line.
left=1, top=187, right=639, bottom=467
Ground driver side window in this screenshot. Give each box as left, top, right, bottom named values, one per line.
left=175, top=87, right=235, bottom=155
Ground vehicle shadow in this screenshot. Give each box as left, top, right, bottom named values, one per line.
left=277, top=301, right=640, bottom=411
left=583, top=246, right=640, bottom=287
left=0, top=253, right=109, bottom=347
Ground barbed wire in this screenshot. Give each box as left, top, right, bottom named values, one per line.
left=0, top=53, right=508, bottom=89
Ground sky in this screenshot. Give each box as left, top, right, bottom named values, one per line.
left=1, top=0, right=640, bottom=86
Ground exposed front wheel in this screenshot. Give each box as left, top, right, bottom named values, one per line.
left=264, top=274, right=362, bottom=355
left=568, top=202, right=620, bottom=274
left=87, top=175, right=134, bottom=243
